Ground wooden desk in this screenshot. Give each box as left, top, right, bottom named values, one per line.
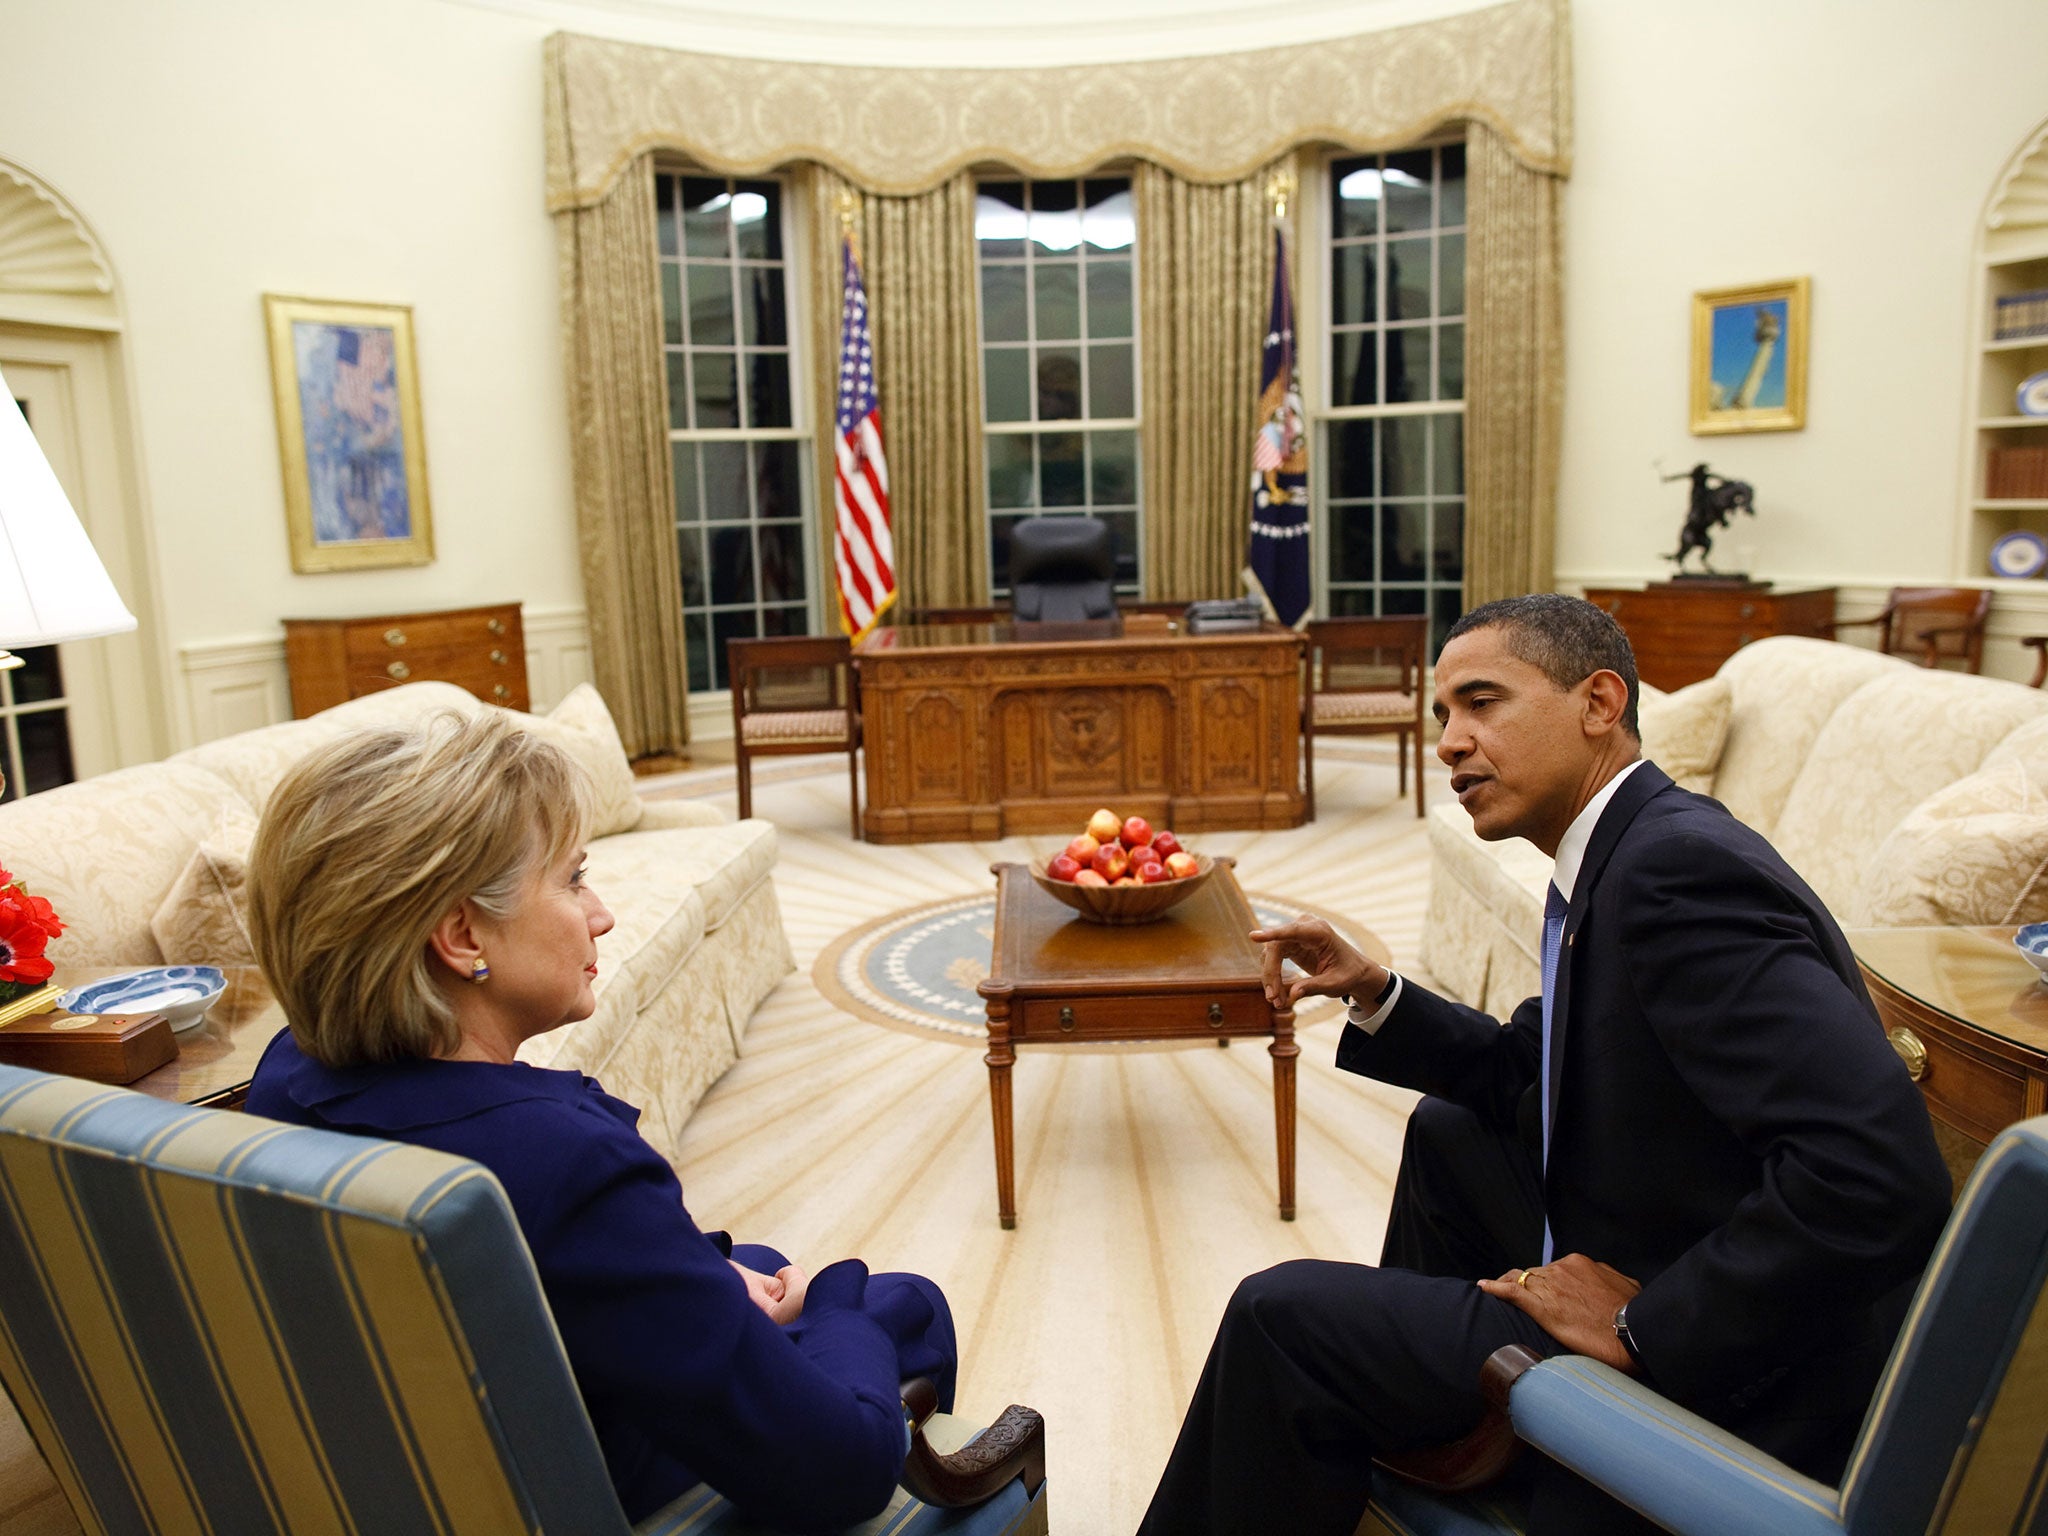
left=1583, top=583, right=1837, bottom=690
left=854, top=619, right=1305, bottom=843
left=47, top=965, right=284, bottom=1107
left=976, top=860, right=1387, bottom=1228
left=1849, top=926, right=2048, bottom=1192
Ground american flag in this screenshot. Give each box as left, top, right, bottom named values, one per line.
left=1246, top=227, right=1310, bottom=627
left=832, top=239, right=897, bottom=639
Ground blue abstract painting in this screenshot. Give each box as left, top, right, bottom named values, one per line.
left=292, top=321, right=411, bottom=543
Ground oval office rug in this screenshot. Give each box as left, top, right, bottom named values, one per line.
left=813, top=891, right=1373, bottom=1044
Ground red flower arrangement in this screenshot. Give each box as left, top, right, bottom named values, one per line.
left=0, top=864, right=63, bottom=991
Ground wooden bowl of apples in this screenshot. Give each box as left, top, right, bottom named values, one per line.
left=1030, top=809, right=1214, bottom=925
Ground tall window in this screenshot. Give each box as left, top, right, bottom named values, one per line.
left=1321, top=145, right=1466, bottom=652
left=3, top=396, right=74, bottom=800
left=657, top=173, right=811, bottom=692
left=974, top=178, right=1141, bottom=595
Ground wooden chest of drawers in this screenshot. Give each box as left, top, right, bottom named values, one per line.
left=283, top=603, right=529, bottom=719
left=1583, top=583, right=1838, bottom=691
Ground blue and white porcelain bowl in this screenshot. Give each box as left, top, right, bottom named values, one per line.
left=2014, top=924, right=2048, bottom=983
left=56, top=966, right=227, bottom=1032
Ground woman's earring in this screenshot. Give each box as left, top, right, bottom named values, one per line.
left=470, top=957, right=491, bottom=984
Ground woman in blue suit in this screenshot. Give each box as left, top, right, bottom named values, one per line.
left=244, top=711, right=956, bottom=1531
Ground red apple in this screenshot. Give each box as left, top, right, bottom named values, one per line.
left=1135, top=860, right=1171, bottom=884
left=1113, top=876, right=1139, bottom=887
left=1120, top=815, right=1152, bottom=849
left=1074, top=868, right=1109, bottom=887
left=1124, top=842, right=1153, bottom=867
left=1066, top=833, right=1100, bottom=864
left=1092, top=844, right=1130, bottom=882
left=1164, top=852, right=1199, bottom=879
left=1087, top=808, right=1122, bottom=845
left=1151, top=830, right=1182, bottom=859
left=1047, top=854, right=1081, bottom=882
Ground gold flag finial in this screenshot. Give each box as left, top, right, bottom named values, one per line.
left=1266, top=169, right=1296, bottom=223
left=836, top=189, right=861, bottom=262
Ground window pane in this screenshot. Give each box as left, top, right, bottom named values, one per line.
left=1030, top=180, right=1079, bottom=254
left=711, top=610, right=757, bottom=691
left=694, top=351, right=739, bottom=428
left=666, top=354, right=691, bottom=430
left=745, top=352, right=791, bottom=429
left=1034, top=264, right=1080, bottom=341
left=1332, top=243, right=1376, bottom=327
left=1438, top=323, right=1465, bottom=401
left=11, top=647, right=63, bottom=705
left=982, top=263, right=1028, bottom=343
left=1384, top=416, right=1429, bottom=498
left=1102, top=511, right=1139, bottom=584
left=758, top=521, right=806, bottom=603
left=1385, top=327, right=1424, bottom=404
left=702, top=440, right=749, bottom=519
left=1382, top=586, right=1427, bottom=616
left=1440, top=144, right=1467, bottom=227
left=1083, top=180, right=1134, bottom=252
left=671, top=441, right=700, bottom=523
left=1432, top=585, right=1463, bottom=657
left=1037, top=348, right=1082, bottom=421
left=1088, top=343, right=1134, bottom=419
left=1091, top=429, right=1137, bottom=504
left=1383, top=151, right=1434, bottom=233
left=1332, top=160, right=1380, bottom=239
left=977, top=182, right=1027, bottom=257
left=1329, top=418, right=1377, bottom=499
left=17, top=711, right=72, bottom=796
left=684, top=613, right=712, bottom=693
left=677, top=526, right=706, bottom=607
left=988, top=433, right=1035, bottom=508
left=1086, top=259, right=1133, bottom=338
left=1332, top=330, right=1378, bottom=408
left=990, top=513, right=1024, bottom=589
left=733, top=181, right=782, bottom=260
left=687, top=264, right=734, bottom=345
left=1040, top=432, right=1084, bottom=505
left=1438, top=233, right=1465, bottom=318
left=740, top=267, right=787, bottom=346
left=1328, top=586, right=1374, bottom=617
left=1379, top=504, right=1427, bottom=581
left=1434, top=502, right=1465, bottom=580
left=660, top=264, right=683, bottom=345
left=1329, top=504, right=1375, bottom=582
left=682, top=178, right=731, bottom=258
left=710, top=526, right=756, bottom=605
left=985, top=349, right=1031, bottom=422
left=1387, top=236, right=1432, bottom=321
left=762, top=605, right=806, bottom=637
left=656, top=175, right=678, bottom=258
left=756, top=439, right=802, bottom=520
left=1432, top=415, right=1463, bottom=496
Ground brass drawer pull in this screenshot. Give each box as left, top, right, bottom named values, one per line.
left=1739, top=603, right=1756, bottom=620
left=490, top=649, right=508, bottom=665
left=1058, top=1006, right=1076, bottom=1032
left=1889, top=1026, right=1927, bottom=1082
left=386, top=661, right=412, bottom=680
left=493, top=685, right=511, bottom=701
left=1208, top=1003, right=1225, bottom=1026
left=487, top=617, right=507, bottom=636
left=384, top=628, right=407, bottom=647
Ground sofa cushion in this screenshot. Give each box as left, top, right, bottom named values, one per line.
left=523, top=684, right=643, bottom=837
left=1855, top=758, right=2048, bottom=927
left=150, top=804, right=260, bottom=966
left=586, top=820, right=779, bottom=933
left=1637, top=676, right=1733, bottom=794
left=1773, top=668, right=2048, bottom=916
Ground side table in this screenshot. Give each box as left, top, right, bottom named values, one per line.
left=42, top=965, right=285, bottom=1107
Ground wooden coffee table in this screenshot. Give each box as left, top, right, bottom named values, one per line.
left=976, top=858, right=1388, bottom=1229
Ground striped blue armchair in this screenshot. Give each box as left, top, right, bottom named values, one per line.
left=0, top=1064, right=1047, bottom=1536
left=1360, top=1113, right=2048, bottom=1536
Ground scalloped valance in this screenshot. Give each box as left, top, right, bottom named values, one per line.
left=542, top=0, right=1570, bottom=211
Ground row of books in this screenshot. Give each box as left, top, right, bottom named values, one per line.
left=1994, top=290, right=2048, bottom=342
left=1987, top=445, right=2048, bottom=500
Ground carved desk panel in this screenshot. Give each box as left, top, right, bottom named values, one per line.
left=853, top=621, right=1305, bottom=843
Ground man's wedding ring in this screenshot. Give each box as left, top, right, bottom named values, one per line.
left=1516, top=1269, right=1531, bottom=1287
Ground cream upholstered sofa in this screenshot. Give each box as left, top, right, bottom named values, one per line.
left=1421, top=636, right=2048, bottom=1018
left=0, top=681, right=790, bottom=1163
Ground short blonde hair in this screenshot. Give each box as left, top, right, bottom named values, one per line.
left=248, top=710, right=589, bottom=1067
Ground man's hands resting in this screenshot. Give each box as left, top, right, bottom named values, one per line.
left=1248, top=917, right=1387, bottom=1011
left=1477, top=1253, right=1643, bottom=1373
left=731, top=1258, right=809, bottom=1325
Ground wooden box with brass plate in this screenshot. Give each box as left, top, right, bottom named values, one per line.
left=0, top=1009, right=175, bottom=1084
left=284, top=602, right=528, bottom=717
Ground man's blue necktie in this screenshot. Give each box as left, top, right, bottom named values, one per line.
left=1538, top=881, right=1567, bottom=1264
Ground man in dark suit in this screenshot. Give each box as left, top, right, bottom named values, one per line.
left=1137, top=594, right=1950, bottom=1535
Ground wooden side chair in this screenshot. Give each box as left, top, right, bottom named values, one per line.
left=728, top=635, right=862, bottom=836
left=1823, top=586, right=1992, bottom=671
left=1303, top=616, right=1429, bottom=820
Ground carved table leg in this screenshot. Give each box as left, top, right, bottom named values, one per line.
left=985, top=997, right=1018, bottom=1230
left=1269, top=1001, right=1298, bottom=1221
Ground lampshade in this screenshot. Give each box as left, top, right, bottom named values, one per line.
left=0, top=363, right=136, bottom=650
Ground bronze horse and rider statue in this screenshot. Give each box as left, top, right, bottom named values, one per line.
left=1662, top=462, right=1755, bottom=577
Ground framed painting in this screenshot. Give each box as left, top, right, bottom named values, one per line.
left=263, top=295, right=433, bottom=572
left=1690, top=277, right=1809, bottom=435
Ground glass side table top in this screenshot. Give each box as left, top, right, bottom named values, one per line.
left=1846, top=926, right=2048, bottom=1055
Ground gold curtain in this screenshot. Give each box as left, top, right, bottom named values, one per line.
left=1462, top=122, right=1565, bottom=606
left=1135, top=156, right=1290, bottom=602
left=804, top=166, right=986, bottom=614
left=555, top=152, right=690, bottom=755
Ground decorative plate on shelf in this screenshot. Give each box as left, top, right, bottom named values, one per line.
left=1990, top=531, right=2048, bottom=579
left=2018, top=370, right=2048, bottom=417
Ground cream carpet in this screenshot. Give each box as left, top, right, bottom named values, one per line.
left=0, top=740, right=1448, bottom=1536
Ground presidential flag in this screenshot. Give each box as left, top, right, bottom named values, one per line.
left=832, top=238, right=897, bottom=639
left=1246, top=227, right=1310, bottom=628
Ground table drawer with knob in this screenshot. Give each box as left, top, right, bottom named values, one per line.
left=1888, top=1019, right=2031, bottom=1145
left=284, top=604, right=529, bottom=717
left=1014, top=990, right=1269, bottom=1042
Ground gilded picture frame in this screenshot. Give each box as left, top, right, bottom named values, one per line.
left=263, top=294, right=434, bottom=572
left=1690, top=277, right=1809, bottom=435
